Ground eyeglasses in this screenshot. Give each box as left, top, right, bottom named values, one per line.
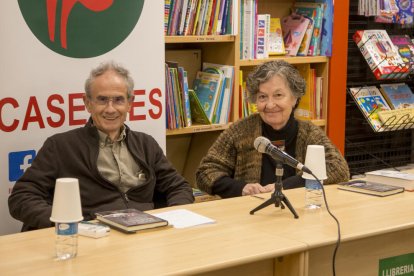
left=90, top=96, right=129, bottom=106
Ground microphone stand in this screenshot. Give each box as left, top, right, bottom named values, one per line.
left=250, top=161, right=299, bottom=219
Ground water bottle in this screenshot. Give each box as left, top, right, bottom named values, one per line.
left=55, top=222, right=78, bottom=260
left=305, top=179, right=323, bottom=209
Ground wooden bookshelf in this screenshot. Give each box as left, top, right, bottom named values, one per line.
left=165, top=0, right=332, bottom=187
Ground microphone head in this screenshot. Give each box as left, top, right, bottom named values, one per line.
left=254, top=136, right=271, bottom=153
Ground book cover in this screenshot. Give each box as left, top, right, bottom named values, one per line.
left=193, top=70, right=223, bottom=122
left=188, top=89, right=211, bottom=124
left=379, top=83, right=414, bottom=109
left=349, top=86, right=392, bottom=132
left=338, top=180, right=404, bottom=197
left=256, top=14, right=270, bottom=59
left=95, top=209, right=168, bottom=233
left=203, top=62, right=235, bottom=124
left=281, top=13, right=311, bottom=56
left=365, top=169, right=414, bottom=191
left=390, top=35, right=414, bottom=71
left=353, top=30, right=409, bottom=80
left=377, top=108, right=414, bottom=127
left=268, top=17, right=285, bottom=55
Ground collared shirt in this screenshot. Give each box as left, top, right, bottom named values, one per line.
left=97, top=127, right=146, bottom=193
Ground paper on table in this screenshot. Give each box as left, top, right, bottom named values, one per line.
left=153, top=209, right=215, bottom=229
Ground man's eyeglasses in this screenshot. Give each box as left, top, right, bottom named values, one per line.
left=90, top=96, right=129, bottom=106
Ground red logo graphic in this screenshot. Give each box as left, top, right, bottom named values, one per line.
left=46, top=0, right=114, bottom=49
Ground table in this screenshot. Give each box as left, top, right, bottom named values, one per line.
left=1, top=185, right=413, bottom=275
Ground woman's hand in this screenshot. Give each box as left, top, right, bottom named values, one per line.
left=242, top=183, right=274, bottom=196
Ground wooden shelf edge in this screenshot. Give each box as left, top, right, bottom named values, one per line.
left=310, top=119, right=326, bottom=127
left=166, top=123, right=231, bottom=136
left=165, top=35, right=235, bottom=43
left=239, top=56, right=329, bottom=67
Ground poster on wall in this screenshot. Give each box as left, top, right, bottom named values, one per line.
left=0, top=0, right=164, bottom=235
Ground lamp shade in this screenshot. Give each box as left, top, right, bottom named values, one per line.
left=302, top=145, right=328, bottom=180
left=50, top=178, right=83, bottom=223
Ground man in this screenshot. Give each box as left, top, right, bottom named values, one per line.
left=8, top=61, right=194, bottom=231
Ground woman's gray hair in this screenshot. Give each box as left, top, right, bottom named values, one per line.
left=246, top=60, right=306, bottom=105
left=84, top=61, right=134, bottom=99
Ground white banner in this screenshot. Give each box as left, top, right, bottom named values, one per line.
left=0, top=0, right=164, bottom=235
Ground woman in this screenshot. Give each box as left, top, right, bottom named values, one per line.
left=196, top=60, right=349, bottom=198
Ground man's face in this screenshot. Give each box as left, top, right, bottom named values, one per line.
left=83, top=70, right=132, bottom=141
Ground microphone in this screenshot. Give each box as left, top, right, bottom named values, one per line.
left=254, top=136, right=312, bottom=174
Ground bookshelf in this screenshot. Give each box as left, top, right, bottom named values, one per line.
left=165, top=0, right=332, bottom=187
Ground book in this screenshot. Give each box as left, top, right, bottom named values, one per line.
left=281, top=13, right=311, bottom=56
left=193, top=70, right=223, bottom=122
left=295, top=64, right=315, bottom=120
left=353, top=30, right=409, bottom=80
left=338, top=180, right=404, bottom=197
left=349, top=86, right=392, bottom=131
left=256, top=14, right=270, bottom=59
left=188, top=89, right=211, bottom=124
left=379, top=83, right=414, bottom=109
left=389, top=35, right=414, bottom=72
left=364, top=169, right=414, bottom=191
left=268, top=17, right=285, bottom=55
left=377, top=108, right=414, bottom=127
left=95, top=209, right=168, bottom=233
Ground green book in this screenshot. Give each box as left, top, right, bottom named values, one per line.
left=189, top=89, right=211, bottom=125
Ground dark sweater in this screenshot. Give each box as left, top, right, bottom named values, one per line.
left=8, top=121, right=194, bottom=231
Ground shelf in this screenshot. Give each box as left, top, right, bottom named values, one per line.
left=309, top=119, right=326, bottom=127
left=165, top=35, right=236, bottom=44
left=238, top=56, right=329, bottom=67
left=166, top=123, right=231, bottom=136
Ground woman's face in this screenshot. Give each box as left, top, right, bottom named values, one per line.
left=256, top=75, right=298, bottom=130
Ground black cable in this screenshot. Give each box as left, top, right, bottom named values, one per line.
left=311, top=172, right=341, bottom=276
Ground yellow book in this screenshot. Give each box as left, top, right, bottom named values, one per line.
left=295, top=64, right=315, bottom=120
left=268, top=18, right=285, bottom=55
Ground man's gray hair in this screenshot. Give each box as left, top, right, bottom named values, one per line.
left=85, top=61, right=134, bottom=99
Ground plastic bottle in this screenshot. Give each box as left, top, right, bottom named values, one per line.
left=305, top=179, right=323, bottom=209
left=55, top=222, right=78, bottom=260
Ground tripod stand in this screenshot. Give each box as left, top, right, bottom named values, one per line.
left=250, top=162, right=299, bottom=219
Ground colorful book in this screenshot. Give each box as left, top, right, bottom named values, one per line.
left=256, top=14, right=270, bottom=59
left=353, top=30, right=409, bottom=80
left=390, top=34, right=414, bottom=72
left=375, top=0, right=413, bottom=25
left=95, top=209, right=168, bottom=233
left=268, top=17, right=285, bottom=55
left=379, top=83, right=414, bottom=109
left=193, top=70, right=223, bottom=122
left=281, top=13, right=311, bottom=56
left=188, top=89, right=211, bottom=124
left=349, top=86, right=392, bottom=132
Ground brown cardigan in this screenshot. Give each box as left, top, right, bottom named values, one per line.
left=196, top=114, right=350, bottom=194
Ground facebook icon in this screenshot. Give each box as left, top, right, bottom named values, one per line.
left=8, top=150, right=36, bottom=182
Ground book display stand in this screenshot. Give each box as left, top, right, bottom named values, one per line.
left=250, top=162, right=299, bottom=219
left=348, top=86, right=414, bottom=132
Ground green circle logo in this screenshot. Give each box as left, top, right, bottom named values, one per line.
left=18, top=0, right=144, bottom=58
